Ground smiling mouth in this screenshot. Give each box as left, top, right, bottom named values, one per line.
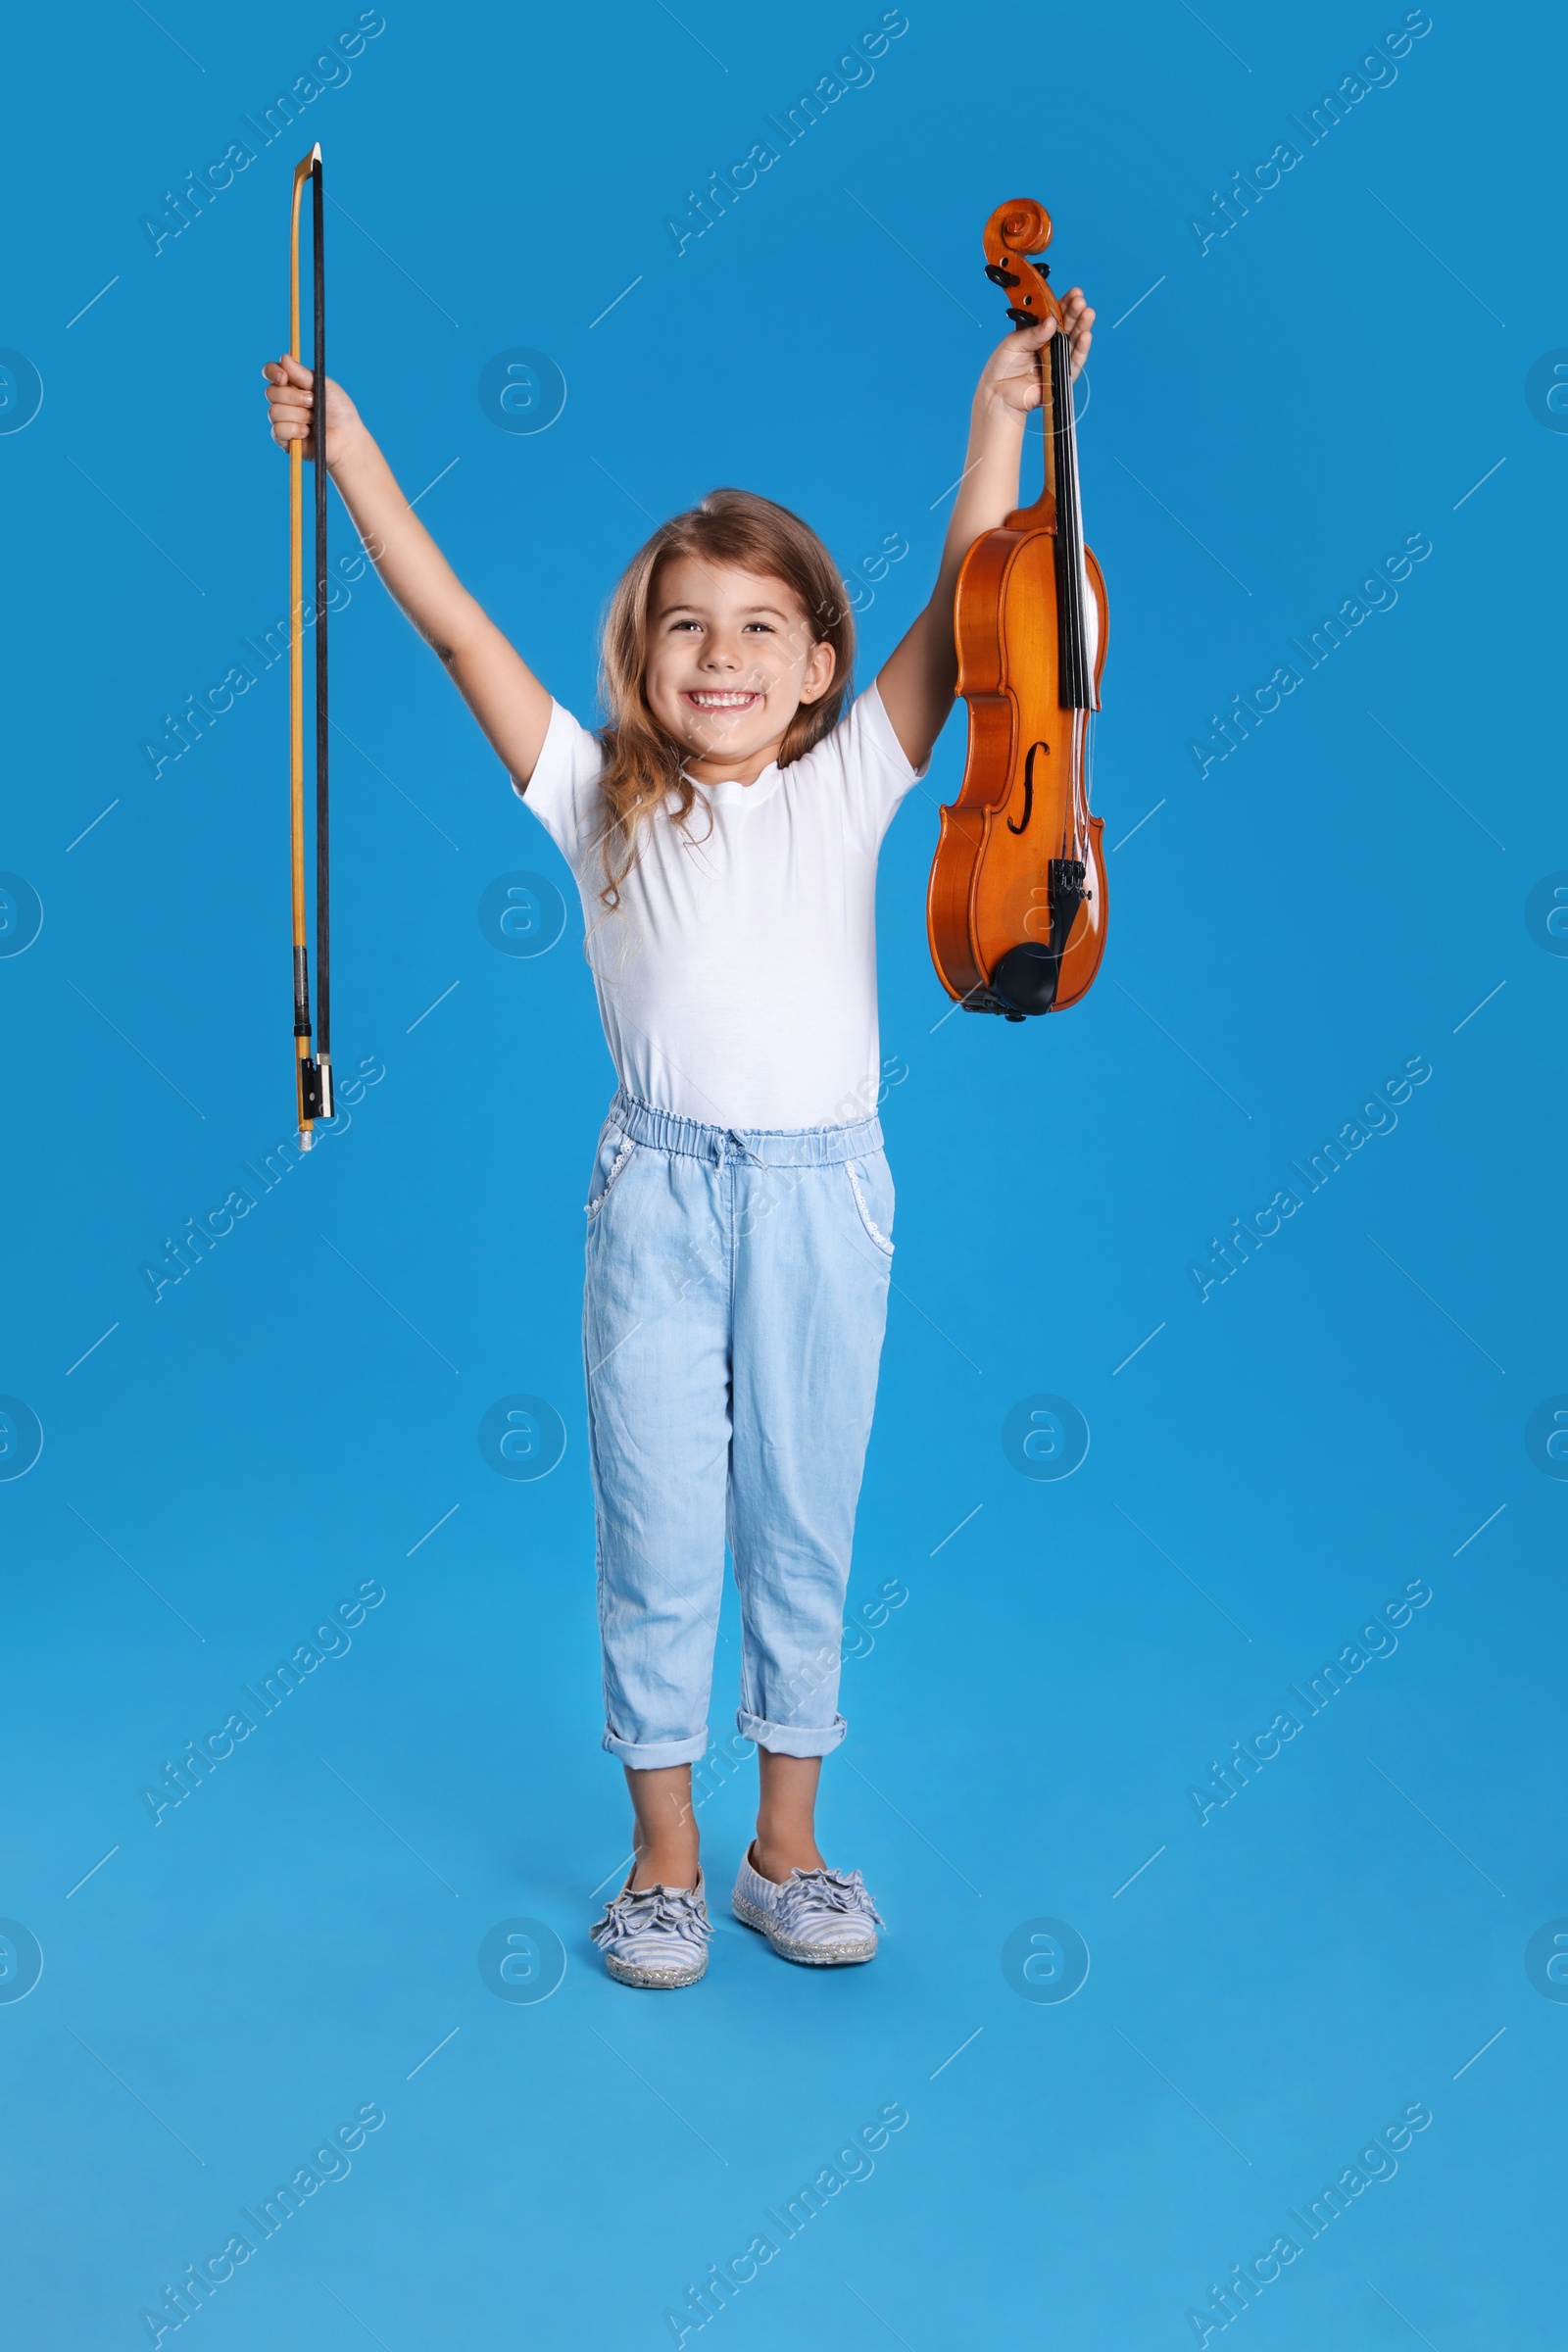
left=683, top=689, right=762, bottom=712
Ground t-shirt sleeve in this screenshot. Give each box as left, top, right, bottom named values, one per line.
left=513, top=700, right=606, bottom=873
left=833, top=682, right=931, bottom=855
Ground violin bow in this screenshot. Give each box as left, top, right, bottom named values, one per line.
left=288, top=143, right=332, bottom=1144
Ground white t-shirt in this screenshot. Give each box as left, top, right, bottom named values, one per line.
left=519, top=684, right=928, bottom=1130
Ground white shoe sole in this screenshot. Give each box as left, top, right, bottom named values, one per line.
left=602, top=1947, right=709, bottom=1989
left=732, top=1886, right=878, bottom=1966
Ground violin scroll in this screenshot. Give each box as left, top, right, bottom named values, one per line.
left=982, top=199, right=1058, bottom=333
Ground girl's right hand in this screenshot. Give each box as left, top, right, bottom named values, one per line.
left=262, top=353, right=363, bottom=468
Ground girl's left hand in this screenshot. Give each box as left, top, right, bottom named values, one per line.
left=977, top=286, right=1095, bottom=415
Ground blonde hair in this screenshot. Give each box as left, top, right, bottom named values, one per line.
left=593, top=488, right=855, bottom=909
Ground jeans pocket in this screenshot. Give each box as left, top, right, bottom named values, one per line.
left=844, top=1152, right=895, bottom=1255
left=585, top=1125, right=637, bottom=1218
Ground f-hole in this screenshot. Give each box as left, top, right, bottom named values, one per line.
left=1008, top=739, right=1049, bottom=836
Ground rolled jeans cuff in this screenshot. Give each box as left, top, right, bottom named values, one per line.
left=601, top=1726, right=710, bottom=1770
left=736, top=1708, right=847, bottom=1759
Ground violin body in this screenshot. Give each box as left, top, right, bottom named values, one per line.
left=927, top=199, right=1108, bottom=1020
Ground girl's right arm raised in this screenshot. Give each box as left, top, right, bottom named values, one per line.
left=263, top=355, right=554, bottom=788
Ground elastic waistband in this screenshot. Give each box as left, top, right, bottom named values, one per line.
left=608, top=1088, right=883, bottom=1167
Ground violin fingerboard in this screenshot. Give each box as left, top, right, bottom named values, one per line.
left=1050, top=329, right=1094, bottom=711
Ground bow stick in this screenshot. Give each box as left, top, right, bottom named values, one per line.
left=289, top=143, right=332, bottom=1143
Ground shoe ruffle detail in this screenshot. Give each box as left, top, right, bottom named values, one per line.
left=770, top=1866, right=883, bottom=1942
left=590, top=1877, right=710, bottom=1987
left=732, top=1854, right=882, bottom=1965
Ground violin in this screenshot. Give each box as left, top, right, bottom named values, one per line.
left=926, top=198, right=1108, bottom=1020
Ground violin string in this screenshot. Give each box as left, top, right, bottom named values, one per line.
left=1054, top=322, right=1093, bottom=858
left=1054, top=320, right=1094, bottom=857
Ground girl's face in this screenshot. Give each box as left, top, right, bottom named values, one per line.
left=643, top=556, right=836, bottom=779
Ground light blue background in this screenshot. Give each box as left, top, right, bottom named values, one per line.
left=1, top=2, right=1562, bottom=2345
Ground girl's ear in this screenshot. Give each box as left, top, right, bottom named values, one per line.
left=798, top=636, right=837, bottom=707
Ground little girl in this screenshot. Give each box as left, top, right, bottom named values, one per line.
left=264, top=286, right=1092, bottom=1988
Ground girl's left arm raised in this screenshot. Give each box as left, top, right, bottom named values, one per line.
left=874, top=291, right=1093, bottom=772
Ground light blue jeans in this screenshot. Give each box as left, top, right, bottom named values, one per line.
left=582, top=1089, right=895, bottom=1769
